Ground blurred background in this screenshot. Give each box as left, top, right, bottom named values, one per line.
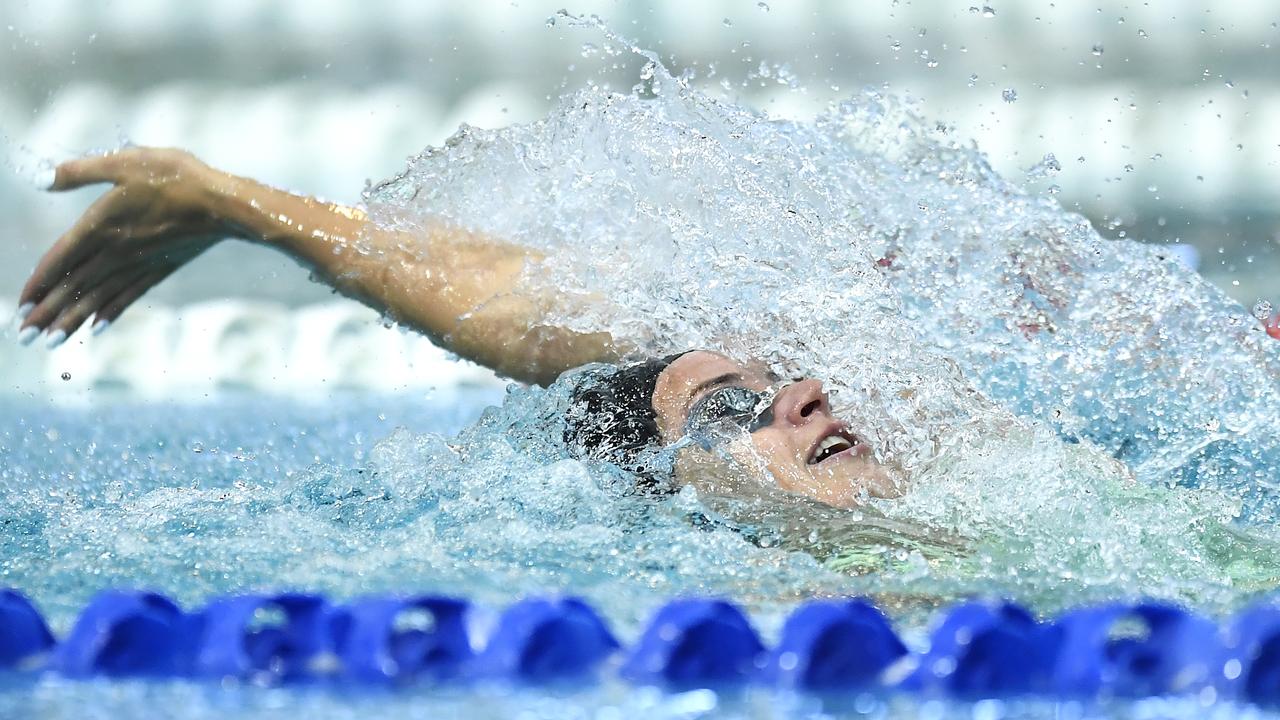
left=0, top=0, right=1276, bottom=398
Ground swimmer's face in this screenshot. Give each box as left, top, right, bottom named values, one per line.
left=651, top=351, right=902, bottom=508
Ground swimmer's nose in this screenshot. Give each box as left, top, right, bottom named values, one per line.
left=772, top=379, right=830, bottom=427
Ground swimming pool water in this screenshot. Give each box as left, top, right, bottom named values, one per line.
left=5, top=15, right=1280, bottom=718
left=1, top=393, right=1278, bottom=719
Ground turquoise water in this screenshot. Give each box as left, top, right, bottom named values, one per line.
left=0, top=394, right=1276, bottom=718
left=1, top=677, right=1274, bottom=720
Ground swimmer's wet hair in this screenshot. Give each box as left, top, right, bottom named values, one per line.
left=562, top=352, right=689, bottom=493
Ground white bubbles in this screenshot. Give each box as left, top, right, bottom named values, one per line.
left=1253, top=300, right=1273, bottom=322
left=363, top=29, right=1280, bottom=610
left=1001, top=88, right=1018, bottom=103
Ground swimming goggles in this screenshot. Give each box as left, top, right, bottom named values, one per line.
left=683, top=385, right=777, bottom=450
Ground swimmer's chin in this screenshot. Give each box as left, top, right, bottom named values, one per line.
left=819, top=462, right=908, bottom=507
left=800, top=472, right=908, bottom=510
left=674, top=446, right=908, bottom=510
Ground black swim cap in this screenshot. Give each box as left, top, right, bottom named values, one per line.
left=562, top=352, right=689, bottom=493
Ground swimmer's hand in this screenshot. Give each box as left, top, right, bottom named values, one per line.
left=16, top=148, right=229, bottom=346
left=16, top=145, right=618, bottom=382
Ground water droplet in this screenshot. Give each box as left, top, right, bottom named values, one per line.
left=722, top=17, right=733, bottom=27
left=926, top=59, right=939, bottom=68
left=192, top=442, right=204, bottom=454
left=1046, top=184, right=1061, bottom=195
left=1123, top=164, right=1134, bottom=172
left=545, top=15, right=556, bottom=27
left=890, top=40, right=902, bottom=51
left=639, top=61, right=656, bottom=81
left=968, top=73, right=979, bottom=87
left=1091, top=44, right=1104, bottom=55
left=60, top=372, right=70, bottom=381
left=757, top=1, right=769, bottom=10
left=1137, top=28, right=1148, bottom=38
left=1253, top=300, right=1273, bottom=322
left=1002, top=88, right=1018, bottom=103
left=1026, top=152, right=1062, bottom=178
left=982, top=6, right=997, bottom=17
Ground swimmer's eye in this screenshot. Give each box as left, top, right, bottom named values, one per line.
left=694, top=387, right=757, bottom=421
left=684, top=386, right=776, bottom=443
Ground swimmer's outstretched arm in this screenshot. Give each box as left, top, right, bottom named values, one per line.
left=15, top=147, right=621, bottom=385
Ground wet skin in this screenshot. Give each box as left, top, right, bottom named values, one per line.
left=650, top=350, right=903, bottom=508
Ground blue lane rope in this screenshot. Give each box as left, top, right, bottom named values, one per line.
left=2, top=589, right=1279, bottom=703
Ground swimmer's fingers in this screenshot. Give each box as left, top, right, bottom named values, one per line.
left=18, top=189, right=125, bottom=311
left=41, top=267, right=150, bottom=345
left=20, top=239, right=125, bottom=333
left=92, top=268, right=171, bottom=329
left=48, top=153, right=127, bottom=192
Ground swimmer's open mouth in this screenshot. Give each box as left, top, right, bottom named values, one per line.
left=808, top=427, right=861, bottom=465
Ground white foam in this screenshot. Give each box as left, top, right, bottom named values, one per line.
left=360, top=19, right=1280, bottom=607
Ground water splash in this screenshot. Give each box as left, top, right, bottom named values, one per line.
left=365, top=17, right=1280, bottom=609
left=4, top=17, right=1278, bottom=629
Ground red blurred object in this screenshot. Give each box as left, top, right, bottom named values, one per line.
left=1266, top=313, right=1280, bottom=340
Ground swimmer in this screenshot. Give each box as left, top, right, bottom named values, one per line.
left=14, top=148, right=900, bottom=508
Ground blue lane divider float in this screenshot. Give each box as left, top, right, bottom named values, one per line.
left=0, top=590, right=54, bottom=669
left=192, top=593, right=330, bottom=682
left=898, top=600, right=1049, bottom=697
left=330, top=595, right=471, bottom=684
left=50, top=591, right=188, bottom=678
left=620, top=599, right=763, bottom=687
left=473, top=597, right=618, bottom=682
left=760, top=598, right=906, bottom=691
left=1048, top=601, right=1222, bottom=698
left=5, top=589, right=1280, bottom=704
